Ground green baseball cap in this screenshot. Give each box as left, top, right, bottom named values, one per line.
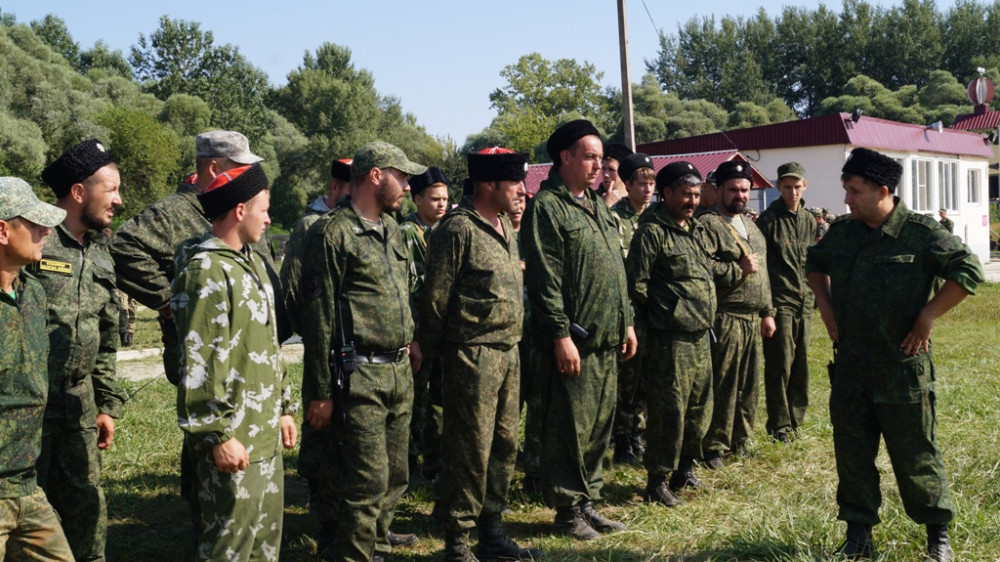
left=0, top=177, right=66, bottom=227
left=352, top=141, right=427, bottom=177
left=777, top=161, right=806, bottom=180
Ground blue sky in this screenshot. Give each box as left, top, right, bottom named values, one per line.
left=2, top=0, right=949, bottom=143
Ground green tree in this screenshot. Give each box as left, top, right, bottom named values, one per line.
left=79, top=41, right=132, bottom=78
left=30, top=14, right=79, bottom=65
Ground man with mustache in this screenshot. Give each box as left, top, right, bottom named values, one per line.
left=626, top=162, right=743, bottom=507
left=31, top=140, right=128, bottom=562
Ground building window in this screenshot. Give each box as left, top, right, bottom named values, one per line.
left=968, top=169, right=982, bottom=203
left=911, top=160, right=932, bottom=211
left=938, top=161, right=958, bottom=210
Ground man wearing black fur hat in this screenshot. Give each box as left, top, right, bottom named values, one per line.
left=806, top=147, right=983, bottom=562
left=522, top=119, right=637, bottom=539
left=35, top=139, right=128, bottom=562
left=422, top=148, right=541, bottom=561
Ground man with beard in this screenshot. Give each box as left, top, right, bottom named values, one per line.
left=523, top=120, right=637, bottom=540
left=421, top=148, right=541, bottom=561
left=300, top=141, right=426, bottom=562
left=626, top=162, right=743, bottom=507
left=756, top=162, right=816, bottom=443
left=401, top=167, right=449, bottom=486
left=33, top=140, right=128, bottom=562
left=697, top=161, right=774, bottom=468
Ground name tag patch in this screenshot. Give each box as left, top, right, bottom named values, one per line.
left=39, top=259, right=72, bottom=275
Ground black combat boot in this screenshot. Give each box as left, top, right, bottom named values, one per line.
left=703, top=451, right=724, bottom=470
left=475, top=511, right=542, bottom=560
left=925, top=524, right=954, bottom=562
left=445, top=530, right=480, bottom=562
left=553, top=506, right=600, bottom=541
left=581, top=501, right=626, bottom=533
left=387, top=530, right=418, bottom=547
left=643, top=474, right=684, bottom=507
left=833, top=522, right=874, bottom=559
left=668, top=456, right=706, bottom=492
left=613, top=435, right=639, bottom=465
left=629, top=432, right=646, bottom=457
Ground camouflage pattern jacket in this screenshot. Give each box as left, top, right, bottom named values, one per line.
left=300, top=205, right=415, bottom=401
left=171, top=234, right=293, bottom=460
left=522, top=167, right=633, bottom=350
left=32, top=224, right=125, bottom=424
left=279, top=196, right=332, bottom=334
left=611, top=198, right=643, bottom=259
left=626, top=204, right=741, bottom=333
left=698, top=207, right=774, bottom=318
left=756, top=197, right=816, bottom=313
left=0, top=273, right=49, bottom=497
left=420, top=203, right=523, bottom=356
left=806, top=198, right=984, bottom=372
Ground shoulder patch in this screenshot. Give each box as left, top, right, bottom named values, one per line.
left=39, top=258, right=72, bottom=275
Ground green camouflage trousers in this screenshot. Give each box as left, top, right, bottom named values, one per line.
left=193, top=449, right=285, bottom=562
left=408, top=357, right=443, bottom=473
left=0, top=487, right=73, bottom=561
left=612, top=342, right=645, bottom=439
left=540, top=347, right=618, bottom=508
left=37, top=419, right=106, bottom=562
left=323, top=359, right=413, bottom=562
left=644, top=330, right=713, bottom=476
left=830, top=362, right=953, bottom=526
left=704, top=313, right=760, bottom=456
left=762, top=310, right=811, bottom=435
left=439, top=345, right=520, bottom=531
left=520, top=338, right=543, bottom=479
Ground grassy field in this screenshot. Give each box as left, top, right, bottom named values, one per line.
left=106, top=284, right=1000, bottom=561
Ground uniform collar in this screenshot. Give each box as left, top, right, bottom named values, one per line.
left=879, top=197, right=908, bottom=239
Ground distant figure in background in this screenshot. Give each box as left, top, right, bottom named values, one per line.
left=694, top=171, right=719, bottom=218
left=938, top=208, right=954, bottom=233
left=812, top=208, right=829, bottom=241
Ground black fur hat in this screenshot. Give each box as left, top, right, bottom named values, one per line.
left=842, top=147, right=903, bottom=191
left=546, top=119, right=601, bottom=165
left=41, top=139, right=116, bottom=198
left=198, top=163, right=269, bottom=219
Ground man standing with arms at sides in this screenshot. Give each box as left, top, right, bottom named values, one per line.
left=33, top=140, right=128, bottom=562
left=300, top=141, right=426, bottom=562
left=755, top=162, right=816, bottom=443
left=172, top=163, right=297, bottom=562
left=597, top=143, right=633, bottom=207
left=0, top=178, right=73, bottom=562
left=401, top=166, right=449, bottom=484
left=421, top=148, right=542, bottom=562
left=610, top=153, right=656, bottom=465
left=697, top=161, right=774, bottom=469
left=110, top=130, right=280, bottom=534
left=522, top=120, right=637, bottom=540
left=626, top=163, right=742, bottom=508
left=807, top=148, right=982, bottom=561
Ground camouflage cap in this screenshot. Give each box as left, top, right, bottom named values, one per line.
left=0, top=177, right=66, bottom=227
left=777, top=161, right=806, bottom=180
left=195, top=130, right=263, bottom=165
left=352, top=141, right=427, bottom=177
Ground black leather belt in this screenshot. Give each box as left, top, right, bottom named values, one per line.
left=355, top=347, right=408, bottom=364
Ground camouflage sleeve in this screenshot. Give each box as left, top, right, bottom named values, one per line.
left=173, top=258, right=237, bottom=445
left=300, top=221, right=344, bottom=403
left=420, top=219, right=465, bottom=357
left=400, top=224, right=424, bottom=295
left=523, top=198, right=571, bottom=341
left=928, top=230, right=985, bottom=295
left=278, top=216, right=312, bottom=335
left=698, top=220, right=744, bottom=290
left=804, top=229, right=830, bottom=275
left=93, top=287, right=125, bottom=418
left=110, top=211, right=175, bottom=311
left=625, top=223, right=660, bottom=310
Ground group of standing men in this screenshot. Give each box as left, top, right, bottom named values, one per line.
left=0, top=115, right=983, bottom=562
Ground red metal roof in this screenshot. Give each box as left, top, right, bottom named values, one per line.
left=524, top=150, right=771, bottom=195
left=952, top=105, right=1000, bottom=131
left=638, top=112, right=992, bottom=159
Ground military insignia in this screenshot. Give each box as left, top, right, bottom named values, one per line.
left=95, top=142, right=106, bottom=152
left=523, top=162, right=529, bottom=173
left=39, top=259, right=72, bottom=275
left=687, top=164, right=693, bottom=169
left=736, top=165, right=743, bottom=172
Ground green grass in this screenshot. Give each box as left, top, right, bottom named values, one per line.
left=105, top=284, right=1000, bottom=561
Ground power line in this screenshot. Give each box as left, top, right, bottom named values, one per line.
left=640, top=0, right=661, bottom=38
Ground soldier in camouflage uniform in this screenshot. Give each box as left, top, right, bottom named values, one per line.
left=694, top=172, right=719, bottom=218
left=756, top=162, right=816, bottom=443
left=609, top=153, right=656, bottom=465
left=0, top=178, right=73, bottom=562
left=697, top=161, right=774, bottom=469
left=421, top=149, right=541, bottom=562
left=31, top=140, right=128, bottom=562
left=278, top=157, right=352, bottom=517
left=110, top=130, right=282, bottom=534
left=626, top=162, right=744, bottom=507
left=171, top=163, right=297, bottom=562
left=807, top=148, right=983, bottom=562
left=522, top=120, right=637, bottom=540
left=300, top=141, right=426, bottom=562
left=400, top=167, right=449, bottom=484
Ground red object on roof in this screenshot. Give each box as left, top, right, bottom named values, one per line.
left=952, top=104, right=1000, bottom=131
left=637, top=112, right=992, bottom=159
left=524, top=150, right=771, bottom=196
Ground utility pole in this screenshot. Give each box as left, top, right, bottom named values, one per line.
left=618, top=0, right=636, bottom=151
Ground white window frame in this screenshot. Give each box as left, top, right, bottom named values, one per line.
left=911, top=159, right=933, bottom=212
left=967, top=168, right=982, bottom=204
left=938, top=161, right=959, bottom=211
